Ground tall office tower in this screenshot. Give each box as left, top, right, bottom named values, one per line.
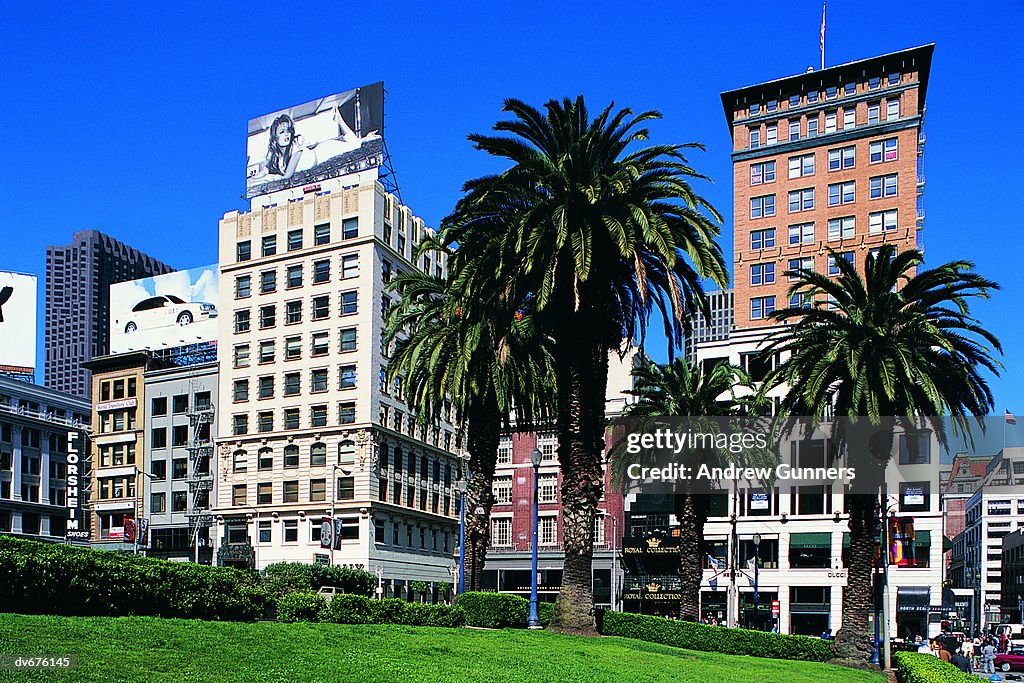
left=683, top=290, right=734, bottom=366
left=44, top=230, right=173, bottom=397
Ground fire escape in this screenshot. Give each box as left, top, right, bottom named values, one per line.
left=185, top=376, right=214, bottom=563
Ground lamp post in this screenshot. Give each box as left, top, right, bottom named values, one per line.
left=457, top=475, right=468, bottom=595
left=528, top=447, right=543, bottom=629
left=247, top=505, right=261, bottom=571
left=133, top=469, right=154, bottom=556
left=605, top=512, right=618, bottom=612
left=753, top=533, right=761, bottom=609
left=330, top=464, right=353, bottom=566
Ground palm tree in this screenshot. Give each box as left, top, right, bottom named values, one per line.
left=762, top=245, right=1001, bottom=661
left=609, top=356, right=758, bottom=621
left=385, top=242, right=553, bottom=591
left=443, top=97, right=728, bottom=632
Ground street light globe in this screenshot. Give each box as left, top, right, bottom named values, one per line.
left=530, top=448, right=543, bottom=468
left=456, top=477, right=468, bottom=493
left=753, top=533, right=761, bottom=546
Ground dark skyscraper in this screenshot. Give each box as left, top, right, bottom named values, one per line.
left=44, top=230, right=173, bottom=397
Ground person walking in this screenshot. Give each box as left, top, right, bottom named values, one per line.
left=982, top=639, right=996, bottom=674
left=950, top=650, right=972, bottom=674
left=936, top=641, right=952, bottom=663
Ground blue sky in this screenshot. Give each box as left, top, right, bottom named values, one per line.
left=2, top=1, right=1021, bottom=414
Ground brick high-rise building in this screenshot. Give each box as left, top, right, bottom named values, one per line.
left=722, top=45, right=931, bottom=330
left=44, top=230, right=173, bottom=398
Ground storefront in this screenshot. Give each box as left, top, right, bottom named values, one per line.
left=896, top=586, right=930, bottom=642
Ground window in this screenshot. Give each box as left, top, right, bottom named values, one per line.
left=749, top=127, right=760, bottom=148
left=750, top=263, right=775, bottom=286
left=233, top=309, right=251, bottom=333
left=260, top=270, right=276, bottom=294
left=493, top=477, right=512, bottom=504
left=285, top=335, right=302, bottom=360
left=807, top=117, right=819, bottom=137
left=236, top=241, right=251, bottom=262
left=824, top=111, right=837, bottom=133
left=750, top=296, right=776, bottom=320
left=341, top=254, right=359, bottom=279
left=286, top=264, right=303, bottom=288
left=788, top=154, right=814, bottom=178
left=232, top=484, right=247, bottom=507
left=148, top=396, right=167, bottom=417
left=539, top=475, right=558, bottom=504
left=311, top=295, right=329, bottom=320
left=828, top=251, right=854, bottom=276
left=285, top=300, right=302, bottom=325
left=338, top=364, right=356, bottom=389
left=259, top=304, right=276, bottom=329
left=339, top=402, right=356, bottom=425
left=540, top=517, right=557, bottom=546
left=869, top=209, right=898, bottom=234
left=338, top=440, right=355, bottom=464
left=283, top=372, right=300, bottom=397
left=788, top=188, right=814, bottom=213
left=867, top=101, right=880, bottom=124
left=171, top=395, right=187, bottom=414
left=898, top=434, right=932, bottom=465
left=491, top=518, right=512, bottom=546
left=151, top=426, right=167, bottom=448
left=310, top=405, right=328, bottom=428
left=789, top=120, right=800, bottom=141
left=750, top=195, right=775, bottom=219
left=314, top=223, right=330, bottom=245
left=339, top=327, right=357, bottom=352
left=886, top=98, right=900, bottom=121
left=283, top=408, right=299, bottom=430
left=337, top=477, right=355, bottom=500
left=749, top=228, right=775, bottom=250
left=234, top=344, right=250, bottom=368
left=828, top=146, right=855, bottom=171
left=310, top=479, right=326, bottom=502
left=256, top=482, right=273, bottom=505
left=749, top=102, right=761, bottom=116
left=789, top=292, right=811, bottom=309
left=262, top=235, right=277, bottom=257
left=342, top=217, right=358, bottom=240
left=258, top=447, right=273, bottom=470
left=381, top=260, right=392, bottom=284
left=233, top=379, right=249, bottom=402
left=537, top=432, right=557, bottom=461
left=844, top=82, right=856, bottom=96
left=278, top=519, right=296, bottom=543
left=497, top=435, right=513, bottom=464
left=151, top=493, right=166, bottom=514
left=235, top=275, right=251, bottom=299
left=807, top=90, right=819, bottom=103
left=869, top=174, right=898, bottom=199
left=868, top=76, right=881, bottom=90
left=311, top=331, right=329, bottom=356
left=287, top=228, right=302, bottom=251
left=869, top=138, right=898, bottom=163
left=788, top=94, right=800, bottom=108
left=311, top=442, right=327, bottom=467
left=766, top=99, right=777, bottom=112
left=788, top=257, right=814, bottom=280
left=340, top=291, right=358, bottom=315
left=888, top=72, right=900, bottom=85
left=749, top=161, right=775, bottom=185
left=766, top=124, right=777, bottom=145
left=259, top=340, right=275, bottom=364
left=257, top=375, right=274, bottom=400
left=232, top=415, right=248, bottom=436
left=827, top=216, right=856, bottom=241
left=284, top=445, right=299, bottom=468
left=311, top=368, right=328, bottom=393
left=827, top=181, right=856, bottom=206
left=843, top=109, right=855, bottom=129
left=152, top=460, right=167, bottom=480
left=788, top=222, right=814, bottom=244
left=313, top=259, right=330, bottom=283
left=257, top=411, right=273, bottom=433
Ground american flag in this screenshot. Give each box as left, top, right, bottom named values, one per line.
left=820, top=2, right=826, bottom=52
left=1008, top=410, right=1018, bottom=426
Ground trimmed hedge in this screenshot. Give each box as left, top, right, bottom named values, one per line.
left=0, top=536, right=271, bottom=621
left=325, top=594, right=465, bottom=627
left=893, top=652, right=977, bottom=683
left=457, top=592, right=553, bottom=629
left=276, top=591, right=328, bottom=623
left=600, top=611, right=832, bottom=662
left=263, top=562, right=374, bottom=597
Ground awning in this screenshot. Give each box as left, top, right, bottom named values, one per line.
left=790, top=532, right=831, bottom=549
left=897, top=586, right=930, bottom=612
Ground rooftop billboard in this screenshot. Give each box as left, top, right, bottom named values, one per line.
left=110, top=265, right=218, bottom=354
left=245, top=82, right=384, bottom=199
left=0, top=271, right=37, bottom=372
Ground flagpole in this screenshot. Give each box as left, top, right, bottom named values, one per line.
left=820, top=1, right=826, bottom=70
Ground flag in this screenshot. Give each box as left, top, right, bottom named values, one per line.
left=820, top=1, right=826, bottom=52
left=707, top=554, right=723, bottom=570
left=1008, top=410, right=1017, bottom=426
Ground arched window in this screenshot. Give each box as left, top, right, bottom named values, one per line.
left=339, top=439, right=356, bottom=464
left=258, top=447, right=273, bottom=470
left=310, top=442, right=327, bottom=467
left=284, top=444, right=299, bottom=468
left=232, top=449, right=247, bottom=472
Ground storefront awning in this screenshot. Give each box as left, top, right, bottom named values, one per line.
left=897, top=586, right=931, bottom=612
left=790, top=532, right=831, bottom=549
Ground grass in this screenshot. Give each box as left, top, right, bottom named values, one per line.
left=0, top=613, right=887, bottom=683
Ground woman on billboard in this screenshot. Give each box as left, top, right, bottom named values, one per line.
left=247, top=114, right=311, bottom=183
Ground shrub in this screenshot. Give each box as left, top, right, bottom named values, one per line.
left=893, top=652, right=977, bottom=683
left=370, top=598, right=410, bottom=624
left=404, top=602, right=466, bottom=628
left=327, top=594, right=465, bottom=627
left=600, top=611, right=832, bottom=662
left=328, top=594, right=374, bottom=624
left=276, top=591, right=328, bottom=623
left=263, top=562, right=374, bottom=597
left=457, top=592, right=553, bottom=629
left=0, top=535, right=271, bottom=621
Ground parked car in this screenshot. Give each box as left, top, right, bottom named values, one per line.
left=995, top=651, right=1024, bottom=672
left=120, top=295, right=217, bottom=333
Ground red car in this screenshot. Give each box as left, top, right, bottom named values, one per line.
left=995, top=651, right=1024, bottom=672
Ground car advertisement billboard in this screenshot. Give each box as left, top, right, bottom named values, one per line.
left=110, top=265, right=218, bottom=353
left=245, top=82, right=384, bottom=199
left=0, top=271, right=37, bottom=372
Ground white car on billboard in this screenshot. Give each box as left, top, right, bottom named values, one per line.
left=121, top=295, right=217, bottom=334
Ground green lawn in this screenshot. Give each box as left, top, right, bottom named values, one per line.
left=0, top=613, right=885, bottom=683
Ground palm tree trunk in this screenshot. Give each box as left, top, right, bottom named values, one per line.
left=675, top=490, right=707, bottom=622
left=462, top=389, right=501, bottom=592
left=549, top=334, right=609, bottom=634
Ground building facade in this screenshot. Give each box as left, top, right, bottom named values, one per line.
left=0, top=377, right=91, bottom=540
left=683, top=290, right=734, bottom=366
left=213, top=168, right=462, bottom=597
left=45, top=229, right=173, bottom=398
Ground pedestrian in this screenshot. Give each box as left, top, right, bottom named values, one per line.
left=950, top=650, right=972, bottom=674
left=982, top=640, right=996, bottom=674
left=917, top=636, right=935, bottom=656
left=936, top=641, right=951, bottom=663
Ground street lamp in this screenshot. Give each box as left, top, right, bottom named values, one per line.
left=752, top=533, right=761, bottom=609
left=247, top=505, right=260, bottom=571
left=330, top=464, right=353, bottom=566
left=133, top=469, right=155, bottom=556
left=605, top=511, right=619, bottom=612
left=457, top=475, right=468, bottom=595
left=528, top=447, right=543, bottom=629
